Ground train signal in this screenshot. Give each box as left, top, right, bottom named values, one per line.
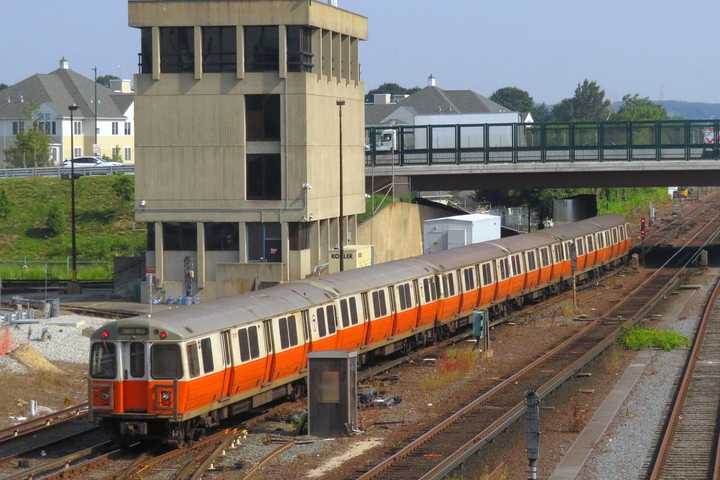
left=640, top=217, right=647, bottom=240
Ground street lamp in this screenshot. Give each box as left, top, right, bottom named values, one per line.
left=68, top=104, right=79, bottom=283
left=336, top=99, right=346, bottom=272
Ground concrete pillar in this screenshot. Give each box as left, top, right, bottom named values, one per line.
left=332, top=33, right=341, bottom=82
left=312, top=28, right=323, bottom=79
left=281, top=222, right=290, bottom=281
left=197, top=222, right=206, bottom=289
left=279, top=26, right=288, bottom=79
left=320, top=219, right=329, bottom=263
left=351, top=37, right=359, bottom=84
left=322, top=30, right=332, bottom=79
left=194, top=26, right=203, bottom=80
left=152, top=27, right=161, bottom=80
left=237, top=26, right=245, bottom=80
left=238, top=222, right=248, bottom=263
left=310, top=220, right=320, bottom=268
left=154, top=222, right=164, bottom=284
left=342, top=35, right=350, bottom=83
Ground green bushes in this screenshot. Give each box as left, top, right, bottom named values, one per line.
left=46, top=202, right=66, bottom=237
left=0, top=190, right=11, bottom=219
left=620, top=327, right=690, bottom=351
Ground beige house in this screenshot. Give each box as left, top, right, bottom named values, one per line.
left=0, top=58, right=135, bottom=167
left=130, top=0, right=368, bottom=299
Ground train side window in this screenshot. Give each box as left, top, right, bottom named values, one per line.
left=604, top=230, right=610, bottom=246
left=238, top=329, right=250, bottom=362
left=317, top=308, right=327, bottom=337
left=553, top=244, right=563, bottom=262
left=130, top=342, right=145, bottom=378
left=279, top=317, right=290, bottom=350
left=463, top=268, right=475, bottom=290
left=527, top=251, right=537, bottom=271
left=481, top=262, right=493, bottom=285
left=443, top=273, right=455, bottom=296
left=340, top=299, right=350, bottom=328
left=586, top=235, right=595, bottom=252
left=349, top=297, right=359, bottom=325
left=540, top=248, right=549, bottom=267
left=397, top=284, right=407, bottom=310
left=287, top=315, right=298, bottom=345
left=379, top=290, right=388, bottom=316
left=248, top=326, right=260, bottom=358
left=301, top=311, right=309, bottom=341
left=326, top=306, right=337, bottom=334
left=187, top=342, right=200, bottom=378
left=372, top=291, right=381, bottom=318
left=511, top=255, right=520, bottom=276
left=619, top=227, right=625, bottom=241
left=498, top=258, right=509, bottom=280
left=422, top=279, right=431, bottom=303
left=406, top=284, right=414, bottom=307
left=576, top=238, right=585, bottom=256
left=201, top=338, right=214, bottom=373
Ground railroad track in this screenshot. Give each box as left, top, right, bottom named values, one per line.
left=647, top=277, right=720, bottom=479
left=0, top=403, right=89, bottom=445
left=355, top=213, right=720, bottom=480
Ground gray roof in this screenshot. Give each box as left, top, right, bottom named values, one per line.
left=366, top=86, right=510, bottom=126
left=0, top=68, right=133, bottom=119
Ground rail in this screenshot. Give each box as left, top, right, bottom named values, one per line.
left=647, top=277, right=720, bottom=479
left=356, top=213, right=720, bottom=480
left=0, top=402, right=88, bottom=445
left=0, top=165, right=134, bottom=179
left=365, top=120, right=720, bottom=166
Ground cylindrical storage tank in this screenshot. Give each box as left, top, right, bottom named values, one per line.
left=553, top=195, right=598, bottom=224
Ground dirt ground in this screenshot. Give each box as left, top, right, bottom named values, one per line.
left=0, top=362, right=87, bottom=428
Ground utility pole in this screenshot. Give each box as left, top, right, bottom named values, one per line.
left=336, top=99, right=346, bottom=272
left=68, top=104, right=79, bottom=283
left=526, top=391, right=541, bottom=480
left=93, top=67, right=98, bottom=152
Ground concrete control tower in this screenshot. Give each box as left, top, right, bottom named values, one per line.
left=129, top=0, right=368, bottom=299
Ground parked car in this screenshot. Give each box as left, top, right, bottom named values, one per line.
left=62, top=156, right=123, bottom=168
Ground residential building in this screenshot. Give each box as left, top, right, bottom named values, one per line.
left=130, top=0, right=368, bottom=299
left=0, top=58, right=135, bottom=167
left=366, top=76, right=532, bottom=127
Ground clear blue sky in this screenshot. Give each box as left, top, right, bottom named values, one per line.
left=2, top=0, right=717, bottom=104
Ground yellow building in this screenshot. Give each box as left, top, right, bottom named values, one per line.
left=0, top=58, right=135, bottom=167
left=130, top=0, right=368, bottom=299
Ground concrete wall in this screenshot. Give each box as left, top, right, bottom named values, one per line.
left=357, top=202, right=423, bottom=264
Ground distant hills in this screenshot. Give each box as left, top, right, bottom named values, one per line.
left=657, top=101, right=720, bottom=120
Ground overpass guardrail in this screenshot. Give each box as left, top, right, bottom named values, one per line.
left=365, top=120, right=720, bottom=166
left=0, top=165, right=135, bottom=179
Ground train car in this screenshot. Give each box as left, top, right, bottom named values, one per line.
left=89, top=215, right=630, bottom=443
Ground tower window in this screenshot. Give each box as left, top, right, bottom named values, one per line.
left=245, top=95, right=280, bottom=141
left=203, top=27, right=237, bottom=73
left=287, top=26, right=314, bottom=73
left=246, top=154, right=281, bottom=200
left=247, top=223, right=282, bottom=262
left=245, top=26, right=279, bottom=72
left=160, top=27, right=194, bottom=74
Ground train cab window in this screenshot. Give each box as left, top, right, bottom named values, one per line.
left=151, top=344, right=182, bottom=380
left=575, top=238, right=585, bottom=256
left=239, top=326, right=261, bottom=362
left=186, top=343, right=200, bottom=378
left=130, top=342, right=145, bottom=378
left=481, top=262, right=494, bottom=286
left=200, top=338, right=214, bottom=373
left=372, top=290, right=388, bottom=318
left=326, top=306, right=337, bottom=334
left=540, top=248, right=550, bottom=268
left=586, top=235, right=595, bottom=252
left=349, top=297, right=360, bottom=325
left=463, top=268, right=476, bottom=291
left=90, top=343, right=117, bottom=379
left=526, top=251, right=537, bottom=271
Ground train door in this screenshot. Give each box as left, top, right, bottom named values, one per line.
left=388, top=285, right=398, bottom=335
left=261, top=319, right=275, bottom=384
left=120, top=341, right=147, bottom=412
left=219, top=330, right=234, bottom=400
left=301, top=310, right=312, bottom=352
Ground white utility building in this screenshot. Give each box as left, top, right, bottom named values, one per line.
left=423, top=213, right=501, bottom=254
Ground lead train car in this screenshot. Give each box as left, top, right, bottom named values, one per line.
left=89, top=215, right=630, bottom=442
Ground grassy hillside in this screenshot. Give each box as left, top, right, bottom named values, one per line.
left=0, top=176, right=145, bottom=279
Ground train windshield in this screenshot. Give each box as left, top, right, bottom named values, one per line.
left=151, top=344, right=183, bottom=379
left=90, top=342, right=117, bottom=379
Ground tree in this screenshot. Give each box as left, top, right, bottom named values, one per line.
left=0, top=83, right=7, bottom=91
left=4, top=122, right=51, bottom=168
left=0, top=190, right=11, bottom=219
left=611, top=94, right=668, bottom=121
left=366, top=82, right=421, bottom=102
left=96, top=75, right=120, bottom=88
left=112, top=174, right=134, bottom=210
left=46, top=202, right=66, bottom=237
left=552, top=79, right=611, bottom=122
left=531, top=103, right=553, bottom=123
left=490, top=87, right=534, bottom=113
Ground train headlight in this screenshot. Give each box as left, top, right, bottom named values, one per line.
left=160, top=390, right=173, bottom=407
left=92, top=386, right=112, bottom=407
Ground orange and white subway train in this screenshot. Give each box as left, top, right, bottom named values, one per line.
left=89, top=215, right=631, bottom=442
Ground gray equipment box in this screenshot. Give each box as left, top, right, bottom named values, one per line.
left=307, top=350, right=358, bottom=437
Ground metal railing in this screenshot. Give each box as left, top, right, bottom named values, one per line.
left=365, top=120, right=720, bottom=166
left=0, top=165, right=134, bottom=179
